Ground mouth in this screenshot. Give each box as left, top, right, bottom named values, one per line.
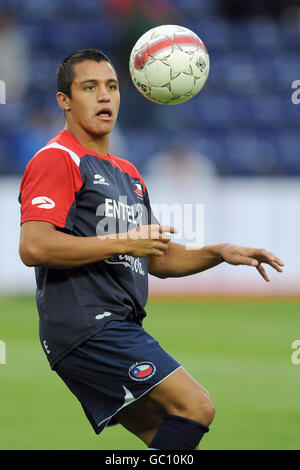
left=95, top=108, right=113, bottom=120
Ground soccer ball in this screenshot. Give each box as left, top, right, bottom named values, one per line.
left=129, top=24, right=210, bottom=105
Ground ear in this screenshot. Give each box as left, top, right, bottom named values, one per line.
left=56, top=92, right=71, bottom=112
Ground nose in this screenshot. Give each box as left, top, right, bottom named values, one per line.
left=97, top=84, right=110, bottom=102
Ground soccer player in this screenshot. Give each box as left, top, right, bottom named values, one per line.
left=18, top=49, right=284, bottom=450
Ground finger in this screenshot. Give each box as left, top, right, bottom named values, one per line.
left=233, top=255, right=259, bottom=267
left=148, top=225, right=174, bottom=239
left=159, top=225, right=178, bottom=234
left=256, top=264, right=270, bottom=282
left=159, top=233, right=171, bottom=243
left=261, top=251, right=285, bottom=266
left=248, top=248, right=284, bottom=266
left=268, top=261, right=284, bottom=273
left=151, top=249, right=164, bottom=256
left=155, top=241, right=169, bottom=251
left=146, top=225, right=162, bottom=240
left=272, top=256, right=285, bottom=267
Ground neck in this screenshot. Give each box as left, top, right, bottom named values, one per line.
left=64, top=121, right=110, bottom=156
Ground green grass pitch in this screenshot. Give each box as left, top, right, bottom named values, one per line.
left=0, top=295, right=299, bottom=450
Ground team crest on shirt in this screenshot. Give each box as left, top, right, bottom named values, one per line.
left=134, top=182, right=144, bottom=200
left=128, top=361, right=156, bottom=381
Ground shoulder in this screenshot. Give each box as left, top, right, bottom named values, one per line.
left=21, top=138, right=83, bottom=192
left=30, top=142, right=80, bottom=168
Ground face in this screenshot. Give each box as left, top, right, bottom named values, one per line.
left=66, top=60, right=120, bottom=136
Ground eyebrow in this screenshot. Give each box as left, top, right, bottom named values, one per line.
left=79, top=78, right=118, bottom=86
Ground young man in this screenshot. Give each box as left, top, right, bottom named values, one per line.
left=18, top=49, right=284, bottom=450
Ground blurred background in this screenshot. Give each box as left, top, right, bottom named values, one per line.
left=1, top=0, right=300, bottom=451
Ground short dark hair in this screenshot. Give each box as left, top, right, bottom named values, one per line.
left=56, top=48, right=114, bottom=98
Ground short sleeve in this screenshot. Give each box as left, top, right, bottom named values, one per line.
left=19, top=148, right=83, bottom=230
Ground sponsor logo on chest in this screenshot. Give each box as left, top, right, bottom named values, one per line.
left=93, top=174, right=109, bottom=185
left=103, top=198, right=144, bottom=226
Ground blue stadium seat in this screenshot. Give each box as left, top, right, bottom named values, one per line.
left=192, top=94, right=234, bottom=128
left=280, top=21, right=300, bottom=52
left=222, top=132, right=280, bottom=175
left=271, top=54, right=300, bottom=92
left=187, top=17, right=232, bottom=52
left=210, top=54, right=266, bottom=95
left=14, top=0, right=102, bottom=20
left=282, top=97, right=300, bottom=128
left=123, top=130, right=166, bottom=173
left=229, top=95, right=283, bottom=129
left=275, top=133, right=300, bottom=174
left=246, top=17, right=281, bottom=52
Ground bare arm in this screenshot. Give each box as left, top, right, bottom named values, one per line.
left=148, top=242, right=223, bottom=278
left=19, top=221, right=125, bottom=268
left=148, top=241, right=284, bottom=281
left=19, top=221, right=175, bottom=268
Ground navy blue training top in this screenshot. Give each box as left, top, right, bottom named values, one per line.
left=19, top=129, right=157, bottom=368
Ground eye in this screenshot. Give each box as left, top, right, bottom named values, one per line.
left=108, top=83, right=118, bottom=90
left=84, top=85, right=95, bottom=90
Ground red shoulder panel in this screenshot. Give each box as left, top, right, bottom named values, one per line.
left=19, top=146, right=82, bottom=228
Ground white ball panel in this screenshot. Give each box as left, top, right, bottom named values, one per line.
left=150, top=86, right=174, bottom=103
left=170, top=73, right=194, bottom=97
left=145, top=61, right=170, bottom=87
left=150, top=24, right=184, bottom=37
left=167, top=49, right=190, bottom=74
left=168, top=95, right=192, bottom=105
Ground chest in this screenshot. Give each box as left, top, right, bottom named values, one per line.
left=77, top=156, right=146, bottom=230
left=80, top=156, right=143, bottom=202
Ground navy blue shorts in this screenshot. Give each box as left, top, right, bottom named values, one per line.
left=54, top=319, right=181, bottom=434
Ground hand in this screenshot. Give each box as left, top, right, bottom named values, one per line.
left=125, top=224, right=177, bottom=258
left=220, top=244, right=284, bottom=282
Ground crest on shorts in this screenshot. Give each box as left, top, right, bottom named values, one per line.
left=128, top=361, right=156, bottom=381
